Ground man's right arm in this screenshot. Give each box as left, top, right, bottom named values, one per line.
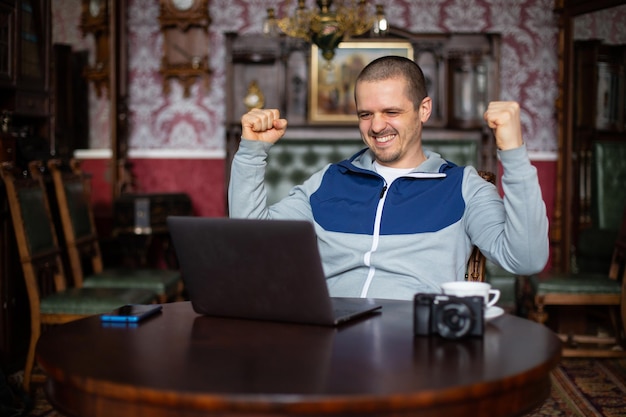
left=229, top=108, right=288, bottom=218
left=228, top=139, right=274, bottom=219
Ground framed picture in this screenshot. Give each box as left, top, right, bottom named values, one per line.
left=309, top=41, right=414, bottom=124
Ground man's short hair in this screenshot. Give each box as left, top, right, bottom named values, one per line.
left=355, top=56, right=428, bottom=109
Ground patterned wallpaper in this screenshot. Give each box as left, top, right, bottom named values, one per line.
left=51, top=0, right=626, bottom=156
left=574, top=6, right=626, bottom=43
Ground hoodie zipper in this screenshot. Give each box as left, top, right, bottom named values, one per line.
left=360, top=181, right=389, bottom=297
left=379, top=185, right=387, bottom=199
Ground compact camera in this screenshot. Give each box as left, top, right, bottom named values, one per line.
left=414, top=293, right=484, bottom=339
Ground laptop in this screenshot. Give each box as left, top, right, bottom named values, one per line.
left=166, top=216, right=382, bottom=326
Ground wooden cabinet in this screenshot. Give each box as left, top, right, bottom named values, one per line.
left=0, top=0, right=51, bottom=157
left=224, top=32, right=288, bottom=126
left=225, top=31, right=500, bottom=130
left=0, top=0, right=51, bottom=372
left=575, top=40, right=625, bottom=132
left=572, top=40, right=625, bottom=233
left=0, top=2, right=14, bottom=85
left=552, top=0, right=626, bottom=273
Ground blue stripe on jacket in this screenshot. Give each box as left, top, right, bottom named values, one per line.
left=310, top=158, right=466, bottom=235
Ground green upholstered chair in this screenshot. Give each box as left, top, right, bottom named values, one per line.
left=529, top=141, right=626, bottom=357
left=530, top=206, right=626, bottom=357
left=0, top=162, right=157, bottom=392
left=45, top=159, right=184, bottom=304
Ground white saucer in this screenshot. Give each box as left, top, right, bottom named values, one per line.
left=485, top=306, right=505, bottom=321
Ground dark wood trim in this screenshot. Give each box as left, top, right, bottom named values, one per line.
left=555, top=0, right=626, bottom=17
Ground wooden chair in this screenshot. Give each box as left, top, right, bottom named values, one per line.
left=530, top=207, right=626, bottom=357
left=466, top=245, right=487, bottom=283
left=45, top=159, right=184, bottom=303
left=0, top=162, right=157, bottom=392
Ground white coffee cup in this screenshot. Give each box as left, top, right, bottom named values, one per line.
left=440, top=281, right=500, bottom=309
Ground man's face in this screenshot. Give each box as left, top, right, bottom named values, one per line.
left=355, top=77, right=432, bottom=169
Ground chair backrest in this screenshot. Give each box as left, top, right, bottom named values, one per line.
left=46, top=159, right=104, bottom=287
left=0, top=161, right=68, bottom=313
left=263, top=138, right=481, bottom=205
left=466, top=246, right=487, bottom=282
left=465, top=170, right=497, bottom=282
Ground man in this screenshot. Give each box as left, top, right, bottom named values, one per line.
left=229, top=56, right=548, bottom=300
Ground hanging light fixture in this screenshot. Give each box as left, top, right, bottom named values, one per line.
left=264, top=0, right=388, bottom=63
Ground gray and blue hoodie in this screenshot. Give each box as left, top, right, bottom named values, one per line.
left=229, top=139, right=549, bottom=300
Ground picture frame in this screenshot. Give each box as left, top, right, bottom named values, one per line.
left=309, top=41, right=414, bottom=124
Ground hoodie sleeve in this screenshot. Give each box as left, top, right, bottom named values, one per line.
left=463, top=144, right=549, bottom=275
left=228, top=139, right=321, bottom=222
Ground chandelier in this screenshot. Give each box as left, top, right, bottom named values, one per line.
left=264, top=0, right=388, bottom=62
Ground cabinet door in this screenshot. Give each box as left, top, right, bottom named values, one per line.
left=0, top=2, right=16, bottom=86
left=17, top=0, right=49, bottom=90
left=225, top=34, right=286, bottom=124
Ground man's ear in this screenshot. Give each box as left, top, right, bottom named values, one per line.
left=419, top=97, right=433, bottom=122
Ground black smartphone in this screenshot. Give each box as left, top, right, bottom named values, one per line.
left=100, top=304, right=163, bottom=323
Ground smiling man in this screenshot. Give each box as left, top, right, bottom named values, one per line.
left=228, top=56, right=548, bottom=300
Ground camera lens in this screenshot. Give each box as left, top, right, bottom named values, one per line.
left=434, top=302, right=473, bottom=339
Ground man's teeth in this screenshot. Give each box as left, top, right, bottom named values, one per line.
left=376, top=134, right=394, bottom=143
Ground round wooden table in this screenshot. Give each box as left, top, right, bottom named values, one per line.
left=36, top=300, right=561, bottom=417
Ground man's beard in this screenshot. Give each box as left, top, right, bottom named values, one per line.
left=372, top=147, right=402, bottom=164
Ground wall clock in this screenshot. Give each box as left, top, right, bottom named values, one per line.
left=80, top=0, right=109, bottom=97
left=158, top=0, right=212, bottom=97
left=243, top=80, right=265, bottom=111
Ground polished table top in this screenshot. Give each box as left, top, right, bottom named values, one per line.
left=37, top=300, right=561, bottom=417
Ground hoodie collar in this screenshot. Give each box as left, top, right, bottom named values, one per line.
left=342, top=148, right=455, bottom=176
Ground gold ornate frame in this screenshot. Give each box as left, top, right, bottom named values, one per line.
left=309, top=41, right=414, bottom=124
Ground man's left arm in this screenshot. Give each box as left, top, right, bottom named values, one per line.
left=465, top=102, right=549, bottom=274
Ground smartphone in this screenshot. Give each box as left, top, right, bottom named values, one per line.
left=100, top=304, right=163, bottom=323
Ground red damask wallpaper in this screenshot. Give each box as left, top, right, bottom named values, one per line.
left=53, top=0, right=569, bottom=154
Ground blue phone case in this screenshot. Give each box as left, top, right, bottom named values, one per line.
left=100, top=304, right=163, bottom=323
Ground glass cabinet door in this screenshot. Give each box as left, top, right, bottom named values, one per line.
left=0, top=3, right=15, bottom=85
left=17, top=0, right=48, bottom=89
